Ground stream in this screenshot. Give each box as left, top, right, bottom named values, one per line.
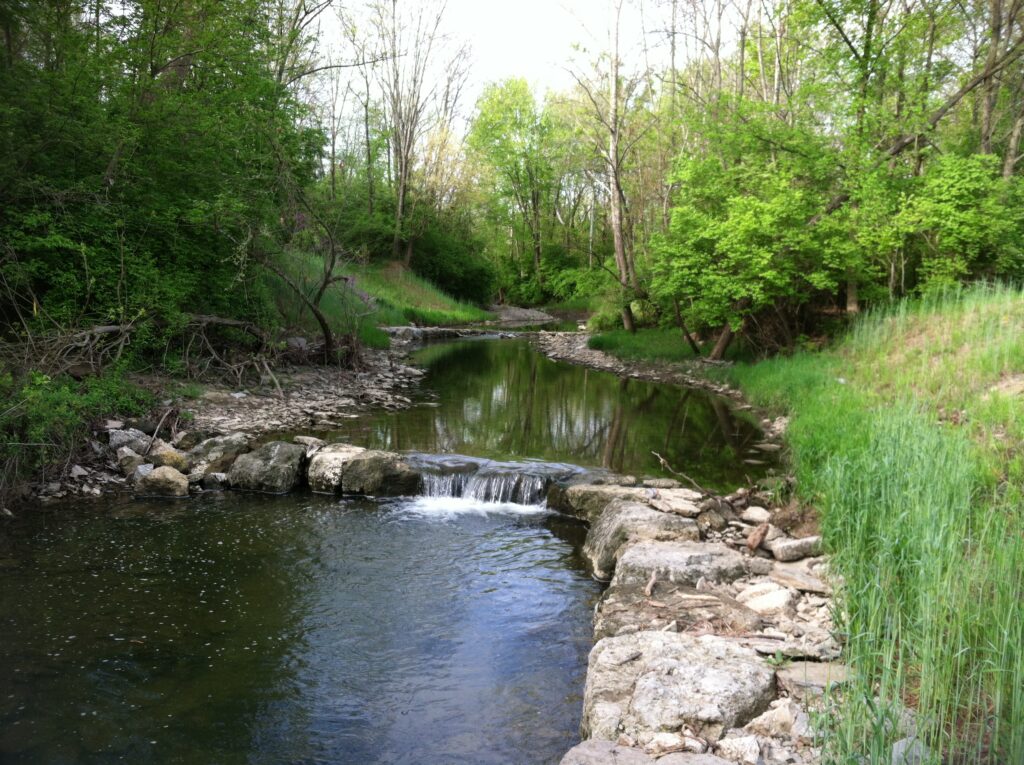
left=0, top=338, right=770, bottom=764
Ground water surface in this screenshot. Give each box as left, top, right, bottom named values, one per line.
left=329, top=339, right=767, bottom=491
left=0, top=495, right=599, bottom=764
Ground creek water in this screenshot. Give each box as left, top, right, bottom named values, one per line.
left=326, top=339, right=768, bottom=491
left=0, top=338, right=769, bottom=764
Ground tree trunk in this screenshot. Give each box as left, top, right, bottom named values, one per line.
left=1004, top=111, right=1024, bottom=178
left=846, top=277, right=860, bottom=314
left=708, top=323, right=733, bottom=361
left=621, top=304, right=636, bottom=333
left=673, top=298, right=702, bottom=355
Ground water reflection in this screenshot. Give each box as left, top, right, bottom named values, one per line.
left=329, top=340, right=768, bottom=491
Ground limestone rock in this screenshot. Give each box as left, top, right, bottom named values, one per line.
left=149, top=440, right=191, bottom=473
left=769, top=535, right=823, bottom=562
left=769, top=563, right=831, bottom=594
left=200, top=472, right=229, bottom=491
left=227, top=441, right=306, bottom=493
left=582, top=632, right=776, bottom=745
left=132, top=463, right=155, bottom=483
left=613, top=540, right=748, bottom=590
left=594, top=581, right=761, bottom=640
left=559, top=740, right=654, bottom=764
left=340, top=450, right=422, bottom=496
left=116, top=447, right=145, bottom=477
left=190, top=433, right=253, bottom=475
left=656, top=755, right=733, bottom=765
left=562, top=484, right=702, bottom=523
left=736, top=582, right=797, bottom=617
left=777, top=661, right=849, bottom=701
left=744, top=698, right=812, bottom=742
left=741, top=506, right=771, bottom=524
left=584, top=500, right=700, bottom=580
left=136, top=466, right=188, bottom=498
left=714, top=735, right=762, bottom=764
left=107, top=428, right=149, bottom=451
left=307, top=443, right=366, bottom=493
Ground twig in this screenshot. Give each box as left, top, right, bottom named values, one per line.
left=651, top=451, right=708, bottom=494
left=144, top=409, right=173, bottom=456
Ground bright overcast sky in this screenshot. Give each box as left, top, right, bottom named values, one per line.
left=444, top=0, right=668, bottom=104
left=319, top=0, right=674, bottom=113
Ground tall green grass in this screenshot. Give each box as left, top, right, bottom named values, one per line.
left=728, top=284, right=1024, bottom=763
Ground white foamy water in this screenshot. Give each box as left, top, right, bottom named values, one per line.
left=397, top=494, right=548, bottom=518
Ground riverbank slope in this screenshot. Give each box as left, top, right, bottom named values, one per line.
left=590, top=285, right=1024, bottom=763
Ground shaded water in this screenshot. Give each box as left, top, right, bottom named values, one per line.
left=0, top=495, right=599, bottom=764
left=327, top=339, right=768, bottom=492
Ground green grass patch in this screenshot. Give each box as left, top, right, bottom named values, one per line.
left=725, top=283, right=1024, bottom=763
left=588, top=327, right=753, bottom=363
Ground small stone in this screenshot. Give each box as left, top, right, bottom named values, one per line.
left=770, top=536, right=823, bottom=562
left=132, top=464, right=155, bottom=483
left=745, top=698, right=812, bottom=742
left=746, top=557, right=775, bottom=575
left=747, top=522, right=769, bottom=551
left=107, top=428, right=149, bottom=450
left=137, top=466, right=189, bottom=498
left=777, top=661, right=850, bottom=701
left=103, top=419, right=125, bottom=431
left=892, top=737, right=929, bottom=765
left=715, top=735, right=761, bottom=764
left=736, top=582, right=796, bottom=617
left=200, top=472, right=229, bottom=491
left=770, top=563, right=831, bottom=594
left=149, top=441, right=191, bottom=473
left=741, top=506, right=771, bottom=524
left=69, top=464, right=89, bottom=479
left=696, top=509, right=728, bottom=534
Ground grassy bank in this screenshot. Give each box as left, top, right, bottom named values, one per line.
left=271, top=257, right=492, bottom=350
left=588, top=327, right=747, bottom=362
left=729, top=286, right=1024, bottom=763
left=592, top=288, right=1024, bottom=761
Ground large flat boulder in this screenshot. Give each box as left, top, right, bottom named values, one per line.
left=613, top=540, right=748, bottom=590
left=582, top=632, right=776, bottom=745
left=227, top=441, right=306, bottom=494
left=594, top=582, right=762, bottom=640
left=340, top=450, right=422, bottom=496
left=560, top=484, right=703, bottom=524
left=307, top=443, right=366, bottom=493
left=584, top=500, right=700, bottom=580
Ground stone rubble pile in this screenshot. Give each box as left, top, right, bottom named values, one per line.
left=552, top=477, right=847, bottom=765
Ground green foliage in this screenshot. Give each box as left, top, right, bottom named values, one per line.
left=0, top=368, right=152, bottom=495
left=897, top=155, right=1023, bottom=290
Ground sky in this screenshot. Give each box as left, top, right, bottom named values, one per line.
left=318, top=0, right=675, bottom=113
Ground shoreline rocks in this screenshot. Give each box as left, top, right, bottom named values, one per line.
left=553, top=475, right=842, bottom=765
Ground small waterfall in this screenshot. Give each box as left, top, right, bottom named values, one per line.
left=463, top=472, right=549, bottom=505
left=421, top=471, right=471, bottom=498
left=407, top=452, right=594, bottom=508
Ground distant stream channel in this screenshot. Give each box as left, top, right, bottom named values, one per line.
left=0, top=338, right=771, bottom=764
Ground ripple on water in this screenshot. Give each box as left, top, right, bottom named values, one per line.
left=0, top=493, right=601, bottom=765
